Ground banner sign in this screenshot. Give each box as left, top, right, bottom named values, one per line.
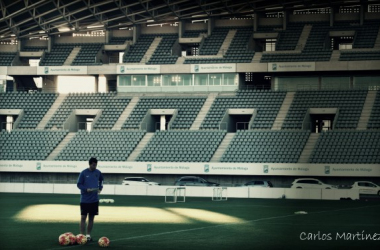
left=190, top=64, right=236, bottom=73
left=37, top=66, right=88, bottom=75
left=268, top=62, right=315, bottom=72
left=0, top=161, right=379, bottom=177
left=0, top=66, right=7, bottom=75
left=117, top=65, right=160, bottom=74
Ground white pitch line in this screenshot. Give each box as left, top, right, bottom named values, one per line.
left=112, top=204, right=380, bottom=243
left=47, top=203, right=380, bottom=250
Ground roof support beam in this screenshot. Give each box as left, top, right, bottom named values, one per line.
left=0, top=0, right=53, bottom=23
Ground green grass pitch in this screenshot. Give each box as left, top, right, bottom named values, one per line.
left=0, top=193, right=379, bottom=249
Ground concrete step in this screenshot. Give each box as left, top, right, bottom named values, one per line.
left=36, top=94, right=68, bottom=130
left=217, top=30, right=237, bottom=56
left=64, top=47, right=81, bottom=65
left=296, top=24, right=312, bottom=51
left=127, top=133, right=154, bottom=161
left=46, top=132, right=76, bottom=160
left=141, top=37, right=163, bottom=63
left=112, top=96, right=140, bottom=130
left=190, top=92, right=218, bottom=130
left=251, top=52, right=262, bottom=63
left=210, top=133, right=235, bottom=162
left=272, top=92, right=295, bottom=130
left=357, top=91, right=377, bottom=130
left=298, top=133, right=320, bottom=163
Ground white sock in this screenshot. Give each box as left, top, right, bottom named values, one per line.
left=86, top=234, right=91, bottom=238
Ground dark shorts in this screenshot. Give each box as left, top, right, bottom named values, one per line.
left=80, top=201, right=99, bottom=216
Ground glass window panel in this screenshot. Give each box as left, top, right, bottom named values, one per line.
left=208, top=74, right=222, bottom=85
left=118, top=75, right=131, bottom=86
left=147, top=75, right=161, bottom=86
left=223, top=73, right=237, bottom=86
left=132, top=75, right=145, bottom=86
left=194, top=74, right=208, bottom=85
left=321, top=77, right=350, bottom=90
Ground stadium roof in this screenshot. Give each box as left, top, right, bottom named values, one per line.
left=0, top=0, right=379, bottom=41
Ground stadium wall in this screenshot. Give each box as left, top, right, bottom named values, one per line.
left=0, top=182, right=360, bottom=200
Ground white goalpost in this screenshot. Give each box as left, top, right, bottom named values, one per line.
left=165, top=187, right=186, bottom=203
left=212, top=187, right=227, bottom=201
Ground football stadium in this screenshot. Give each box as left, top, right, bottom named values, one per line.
left=0, top=0, right=380, bottom=249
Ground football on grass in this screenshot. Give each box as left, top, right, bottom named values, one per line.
left=64, top=232, right=77, bottom=245
left=98, top=236, right=110, bottom=247
left=76, top=234, right=87, bottom=245
left=58, top=234, right=70, bottom=246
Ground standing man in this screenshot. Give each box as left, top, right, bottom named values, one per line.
left=77, top=157, right=103, bottom=242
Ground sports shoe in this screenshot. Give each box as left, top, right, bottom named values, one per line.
left=86, top=236, right=93, bottom=242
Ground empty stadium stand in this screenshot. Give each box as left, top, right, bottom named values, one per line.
left=275, top=23, right=305, bottom=51
left=147, top=34, right=178, bottom=64
left=45, top=92, right=131, bottom=130
left=136, top=130, right=226, bottom=162
left=0, top=92, right=58, bottom=129
left=339, top=50, right=380, bottom=61
left=0, top=130, right=68, bottom=160
left=368, top=91, right=380, bottom=129
left=184, top=27, right=254, bottom=64
left=200, top=27, right=229, bottom=55
left=55, top=130, right=145, bottom=161
left=282, top=90, right=368, bottom=129
left=39, top=44, right=74, bottom=66
left=0, top=52, right=16, bottom=66
left=182, top=29, right=207, bottom=38
left=309, top=130, right=380, bottom=163
left=108, top=37, right=132, bottom=45
left=201, top=90, right=286, bottom=130
left=122, top=97, right=206, bottom=130
left=71, top=43, right=103, bottom=65
left=221, top=130, right=310, bottom=163
left=123, top=34, right=156, bottom=63
left=21, top=46, right=48, bottom=52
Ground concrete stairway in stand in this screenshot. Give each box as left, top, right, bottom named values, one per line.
left=298, top=133, right=320, bottom=163
left=272, top=92, right=295, bottom=130
left=64, top=47, right=81, bottom=65
left=46, top=132, right=76, bottom=160
left=127, top=133, right=154, bottom=161
left=190, top=92, right=217, bottom=130
left=357, top=91, right=377, bottom=130
left=36, top=94, right=68, bottom=129
left=210, top=133, right=235, bottom=162
left=112, top=96, right=140, bottom=130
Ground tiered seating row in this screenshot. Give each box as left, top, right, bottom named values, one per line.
left=123, top=35, right=155, bottom=63
left=221, top=130, right=310, bottom=163
left=56, top=130, right=145, bottom=161
left=199, top=27, right=229, bottom=55
left=310, top=131, right=380, bottom=163
left=45, top=93, right=131, bottom=129
left=147, top=34, right=178, bottom=65
left=39, top=44, right=74, bottom=66
left=72, top=43, right=103, bottom=65
left=0, top=130, right=68, bottom=160
left=108, top=37, right=132, bottom=45
left=182, top=30, right=207, bottom=38
left=21, top=46, right=48, bottom=52
left=275, top=23, right=304, bottom=51
left=283, top=90, right=368, bottom=129
left=184, top=27, right=254, bottom=64
left=0, top=52, right=16, bottom=66
left=368, top=91, right=380, bottom=129
left=122, top=97, right=206, bottom=130
left=0, top=92, right=58, bottom=129
left=339, top=50, right=380, bottom=61
left=201, top=90, right=286, bottom=130
left=137, top=130, right=226, bottom=162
